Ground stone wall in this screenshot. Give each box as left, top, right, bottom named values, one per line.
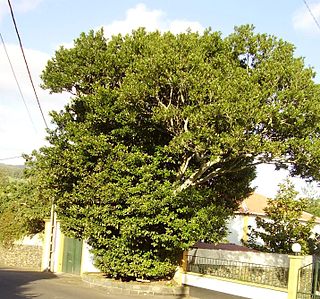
left=0, top=244, right=42, bottom=270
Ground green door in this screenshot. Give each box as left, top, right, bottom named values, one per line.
left=62, top=237, right=83, bottom=274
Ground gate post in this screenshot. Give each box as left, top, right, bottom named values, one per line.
left=287, top=255, right=303, bottom=299
left=182, top=250, right=188, bottom=272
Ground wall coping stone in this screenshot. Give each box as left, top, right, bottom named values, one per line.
left=81, top=273, right=189, bottom=297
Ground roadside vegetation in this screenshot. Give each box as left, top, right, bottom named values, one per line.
left=243, top=179, right=320, bottom=254
left=0, top=164, right=49, bottom=245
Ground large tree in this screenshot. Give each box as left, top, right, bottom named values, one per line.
left=32, top=25, right=320, bottom=279
left=243, top=180, right=320, bottom=254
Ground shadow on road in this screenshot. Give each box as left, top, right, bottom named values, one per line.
left=0, top=268, right=57, bottom=299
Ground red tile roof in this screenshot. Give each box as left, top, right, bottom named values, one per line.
left=238, top=193, right=320, bottom=224
left=192, top=241, right=257, bottom=252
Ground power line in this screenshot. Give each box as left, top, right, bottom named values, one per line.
left=7, top=0, right=48, bottom=129
left=0, top=32, right=38, bottom=133
left=0, top=155, right=22, bottom=161
left=303, top=0, right=320, bottom=32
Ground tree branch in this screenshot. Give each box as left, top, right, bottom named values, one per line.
left=177, top=154, right=194, bottom=180
left=184, top=117, right=189, bottom=132
left=174, top=158, right=220, bottom=194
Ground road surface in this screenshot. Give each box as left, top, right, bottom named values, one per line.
left=0, top=268, right=146, bottom=299
left=189, top=286, right=249, bottom=299
left=0, top=267, right=248, bottom=299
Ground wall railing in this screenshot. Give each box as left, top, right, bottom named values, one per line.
left=187, top=254, right=289, bottom=289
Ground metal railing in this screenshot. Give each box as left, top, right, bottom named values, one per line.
left=297, top=262, right=320, bottom=299
left=187, top=255, right=289, bottom=288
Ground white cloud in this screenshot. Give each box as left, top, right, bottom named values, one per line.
left=0, top=43, right=68, bottom=164
left=292, top=2, right=320, bottom=35
left=0, top=0, right=42, bottom=21
left=60, top=4, right=204, bottom=49
left=102, top=3, right=204, bottom=37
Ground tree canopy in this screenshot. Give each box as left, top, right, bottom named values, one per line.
left=32, top=25, right=320, bottom=279
left=243, top=180, right=320, bottom=254
left=0, top=165, right=47, bottom=245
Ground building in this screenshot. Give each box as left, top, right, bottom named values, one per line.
left=227, top=193, right=320, bottom=245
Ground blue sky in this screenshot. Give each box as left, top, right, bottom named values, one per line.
left=0, top=0, right=320, bottom=197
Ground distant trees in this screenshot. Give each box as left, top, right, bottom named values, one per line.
left=306, top=198, right=320, bottom=218
left=0, top=165, right=48, bottom=245
left=303, top=185, right=320, bottom=217
left=243, top=180, right=320, bottom=254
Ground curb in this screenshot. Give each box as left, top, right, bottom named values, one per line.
left=82, top=273, right=190, bottom=297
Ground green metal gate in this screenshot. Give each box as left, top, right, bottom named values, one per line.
left=62, top=237, right=83, bottom=275
left=297, top=258, right=320, bottom=299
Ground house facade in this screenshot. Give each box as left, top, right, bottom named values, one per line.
left=227, top=193, right=320, bottom=246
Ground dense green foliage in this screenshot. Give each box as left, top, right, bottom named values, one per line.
left=0, top=164, right=24, bottom=179
left=306, top=198, right=320, bottom=217
left=33, top=25, right=320, bottom=278
left=303, top=185, right=320, bottom=217
left=243, top=180, right=320, bottom=254
left=0, top=165, right=47, bottom=245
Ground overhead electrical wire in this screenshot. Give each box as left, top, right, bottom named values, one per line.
left=7, top=0, right=48, bottom=129
left=303, top=0, right=320, bottom=32
left=0, top=155, right=22, bottom=161
left=0, top=32, right=38, bottom=133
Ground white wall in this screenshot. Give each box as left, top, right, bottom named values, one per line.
left=188, top=248, right=312, bottom=268
left=53, top=221, right=64, bottom=272
left=227, top=213, right=320, bottom=249
left=41, top=218, right=63, bottom=272
left=183, top=273, right=287, bottom=299
left=226, top=215, right=243, bottom=244
left=81, top=242, right=100, bottom=273
left=15, top=233, right=43, bottom=246
left=227, top=214, right=263, bottom=245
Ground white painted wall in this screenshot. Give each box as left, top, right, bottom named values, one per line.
left=183, top=273, right=287, bottom=299
left=53, top=221, right=64, bottom=272
left=41, top=218, right=63, bottom=272
left=41, top=220, right=52, bottom=271
left=226, top=215, right=243, bottom=244
left=81, top=242, right=100, bottom=273
left=227, top=213, right=320, bottom=248
left=15, top=233, right=43, bottom=246
left=188, top=248, right=312, bottom=268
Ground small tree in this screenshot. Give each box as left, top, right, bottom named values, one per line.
left=303, top=184, right=320, bottom=217
left=244, top=179, right=320, bottom=254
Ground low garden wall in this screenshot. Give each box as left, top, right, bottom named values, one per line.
left=188, top=248, right=312, bottom=268
left=0, top=235, right=43, bottom=270
left=186, top=248, right=312, bottom=290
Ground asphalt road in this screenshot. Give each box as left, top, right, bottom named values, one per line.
left=0, top=268, right=146, bottom=299
left=189, top=286, right=249, bottom=299
left=0, top=267, right=248, bottom=299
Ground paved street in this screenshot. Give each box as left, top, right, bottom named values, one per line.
left=0, top=268, right=155, bottom=299
left=189, top=286, right=248, bottom=299
left=0, top=267, right=248, bottom=299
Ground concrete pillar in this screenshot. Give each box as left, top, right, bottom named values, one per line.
left=173, top=251, right=189, bottom=285
left=242, top=215, right=249, bottom=243
left=41, top=219, right=51, bottom=271
left=287, top=255, right=304, bottom=299
left=182, top=250, right=188, bottom=272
